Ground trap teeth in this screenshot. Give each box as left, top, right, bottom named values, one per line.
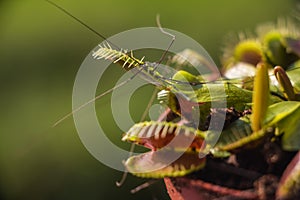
left=161, top=125, right=169, bottom=138
left=126, top=126, right=135, bottom=136
left=124, top=121, right=205, bottom=148
left=154, top=124, right=163, bottom=140
left=138, top=125, right=148, bottom=138
left=174, top=127, right=181, bottom=135
left=133, top=125, right=143, bottom=137
left=190, top=164, right=196, bottom=169
left=146, top=123, right=156, bottom=138
left=174, top=164, right=179, bottom=171
left=129, top=126, right=140, bottom=137
left=180, top=164, right=186, bottom=171
left=168, top=124, right=175, bottom=134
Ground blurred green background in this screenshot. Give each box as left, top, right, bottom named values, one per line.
left=0, top=0, right=298, bottom=199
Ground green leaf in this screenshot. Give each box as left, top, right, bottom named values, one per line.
left=211, top=101, right=300, bottom=153
left=264, top=101, right=300, bottom=151
left=214, top=117, right=252, bottom=150
left=287, top=61, right=300, bottom=93
left=212, top=116, right=272, bottom=153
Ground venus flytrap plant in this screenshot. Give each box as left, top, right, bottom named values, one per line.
left=89, top=26, right=300, bottom=198
left=45, top=1, right=300, bottom=197
left=70, top=18, right=300, bottom=197
left=117, top=20, right=300, bottom=198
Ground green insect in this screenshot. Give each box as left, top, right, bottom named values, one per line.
left=93, top=19, right=300, bottom=199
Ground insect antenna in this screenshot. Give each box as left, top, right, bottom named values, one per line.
left=155, top=14, right=176, bottom=66
left=45, top=0, right=120, bottom=50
